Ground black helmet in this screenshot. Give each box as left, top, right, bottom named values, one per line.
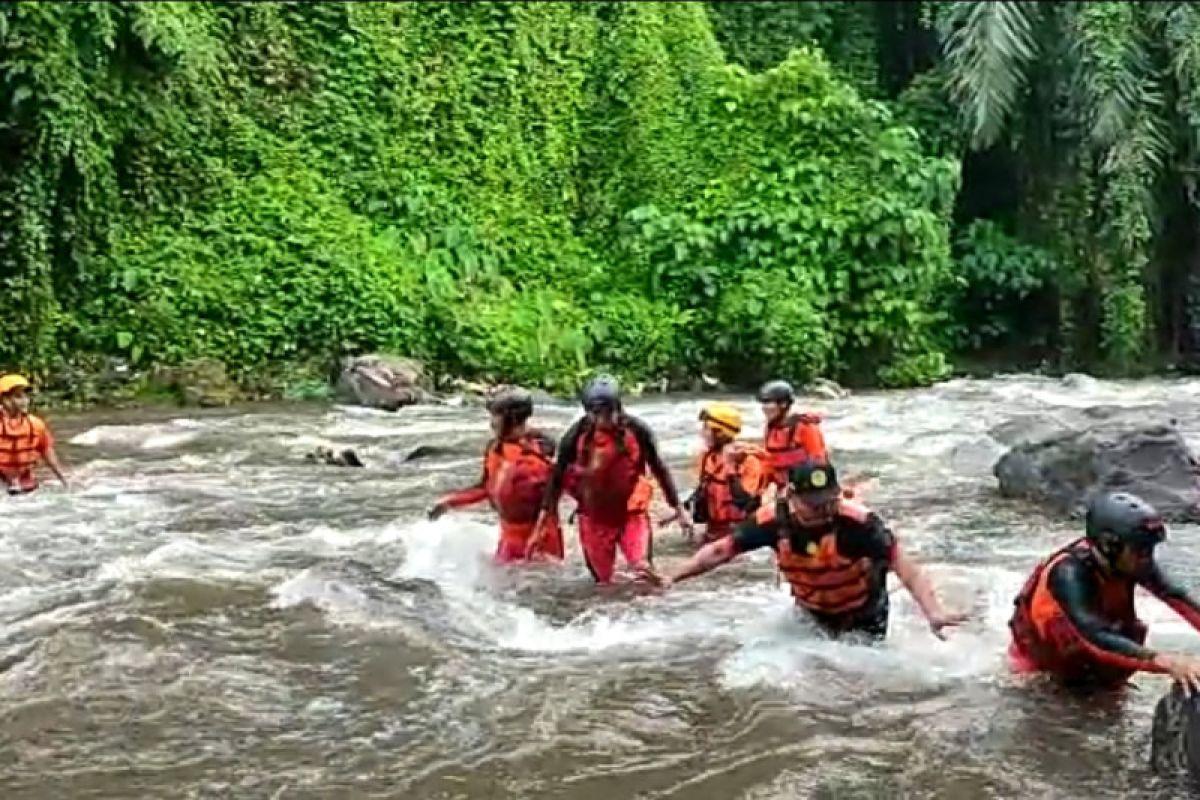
left=757, top=379, right=795, bottom=404
left=581, top=374, right=621, bottom=412
left=1085, top=492, right=1166, bottom=554
left=486, top=387, right=533, bottom=425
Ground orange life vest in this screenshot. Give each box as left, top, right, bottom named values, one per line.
left=696, top=444, right=767, bottom=526
left=1009, top=538, right=1144, bottom=681
left=569, top=423, right=645, bottom=522
left=764, top=412, right=827, bottom=482
left=760, top=499, right=879, bottom=616
left=485, top=433, right=555, bottom=524
left=0, top=413, right=50, bottom=490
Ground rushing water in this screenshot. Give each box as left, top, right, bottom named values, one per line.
left=5, top=375, right=1200, bottom=799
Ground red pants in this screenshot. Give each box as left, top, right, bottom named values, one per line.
left=578, top=513, right=651, bottom=584
left=495, top=518, right=564, bottom=564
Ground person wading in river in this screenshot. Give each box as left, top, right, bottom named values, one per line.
left=532, top=375, right=691, bottom=584
left=758, top=380, right=828, bottom=489
left=641, top=460, right=967, bottom=640
left=684, top=403, right=768, bottom=545
left=1009, top=492, right=1200, bottom=693
left=0, top=374, right=69, bottom=495
left=427, top=388, right=563, bottom=563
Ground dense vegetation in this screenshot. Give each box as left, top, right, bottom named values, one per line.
left=711, top=1, right=1200, bottom=373
left=4, top=2, right=1198, bottom=401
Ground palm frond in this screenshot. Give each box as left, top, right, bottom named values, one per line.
left=1158, top=2, right=1200, bottom=158
left=1068, top=2, right=1152, bottom=150
left=939, top=1, right=1041, bottom=150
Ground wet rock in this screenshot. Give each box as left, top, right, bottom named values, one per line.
left=804, top=378, right=849, bottom=400
left=402, top=444, right=457, bottom=463
left=1151, top=683, right=1200, bottom=786
left=445, top=377, right=491, bottom=397
left=151, top=358, right=237, bottom=407
left=335, top=354, right=432, bottom=411
left=304, top=447, right=364, bottom=467
left=989, top=414, right=1074, bottom=447
left=993, top=418, right=1200, bottom=521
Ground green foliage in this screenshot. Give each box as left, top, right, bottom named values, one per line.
left=707, top=1, right=880, bottom=94
left=627, top=50, right=959, bottom=386
left=0, top=1, right=960, bottom=396
left=947, top=220, right=1055, bottom=349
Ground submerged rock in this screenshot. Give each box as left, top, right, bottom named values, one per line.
left=993, top=417, right=1200, bottom=521
left=335, top=354, right=432, bottom=411
left=1151, top=683, right=1200, bottom=787
left=304, top=447, right=364, bottom=467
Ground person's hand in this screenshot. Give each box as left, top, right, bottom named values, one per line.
left=637, top=562, right=673, bottom=590
left=1157, top=653, right=1200, bottom=696
left=674, top=505, right=694, bottom=537
left=659, top=506, right=695, bottom=542
left=427, top=502, right=448, bottom=521
left=926, top=609, right=970, bottom=640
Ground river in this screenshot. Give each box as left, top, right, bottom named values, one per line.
left=3, top=375, right=1200, bottom=799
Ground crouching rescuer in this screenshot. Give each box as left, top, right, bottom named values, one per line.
left=1009, top=492, right=1200, bottom=693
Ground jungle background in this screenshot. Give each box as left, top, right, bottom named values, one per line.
left=4, top=1, right=1199, bottom=401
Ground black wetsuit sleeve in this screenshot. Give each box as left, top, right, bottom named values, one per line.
left=1046, top=558, right=1163, bottom=671
left=1140, top=562, right=1200, bottom=632
left=628, top=416, right=681, bottom=508
left=727, top=474, right=755, bottom=510
left=837, top=513, right=896, bottom=564
left=541, top=418, right=582, bottom=511
left=730, top=518, right=779, bottom=555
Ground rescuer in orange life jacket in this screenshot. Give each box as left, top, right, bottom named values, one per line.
left=757, top=380, right=828, bottom=488
left=427, top=387, right=564, bottom=563
left=641, top=460, right=968, bottom=640
left=0, top=374, right=69, bottom=495
left=532, top=374, right=692, bottom=584
left=1008, top=492, right=1200, bottom=693
left=685, top=403, right=768, bottom=545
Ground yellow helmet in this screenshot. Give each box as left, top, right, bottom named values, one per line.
left=700, top=403, right=742, bottom=435
left=0, top=374, right=31, bottom=396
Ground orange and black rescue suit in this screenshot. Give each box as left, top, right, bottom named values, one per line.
left=542, top=414, right=681, bottom=583
left=438, top=431, right=564, bottom=562
left=731, top=498, right=896, bottom=638
left=1009, top=538, right=1200, bottom=687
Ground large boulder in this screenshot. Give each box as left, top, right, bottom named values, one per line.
left=1151, top=683, right=1200, bottom=787
left=993, top=417, right=1200, bottom=521
left=335, top=355, right=432, bottom=411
